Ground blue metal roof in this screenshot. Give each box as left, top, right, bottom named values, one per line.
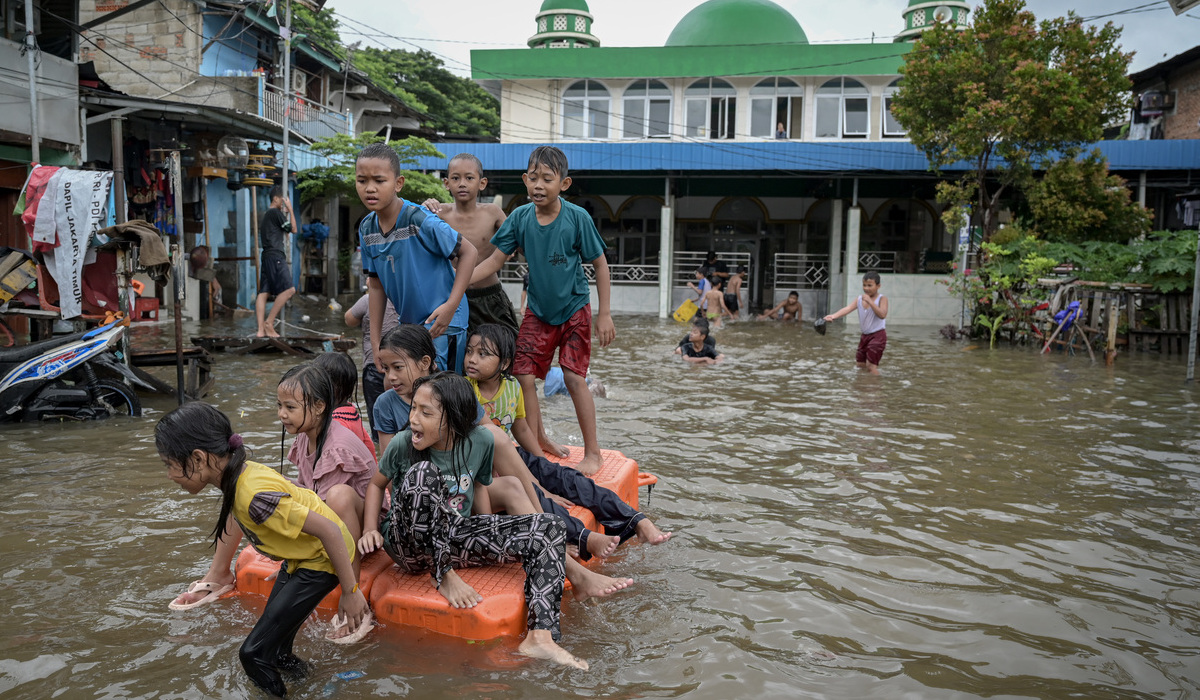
left=413, top=140, right=1200, bottom=174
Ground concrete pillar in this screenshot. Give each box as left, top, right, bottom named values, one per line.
left=325, top=195, right=340, bottom=298
left=844, top=206, right=862, bottom=326
left=658, top=204, right=675, bottom=319
left=829, top=198, right=844, bottom=314
left=1138, top=171, right=1147, bottom=208
left=238, top=189, right=254, bottom=309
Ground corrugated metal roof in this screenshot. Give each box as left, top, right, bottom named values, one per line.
left=414, top=140, right=1200, bottom=174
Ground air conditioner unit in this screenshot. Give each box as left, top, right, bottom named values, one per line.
left=1168, top=0, right=1200, bottom=14
left=291, top=70, right=307, bottom=93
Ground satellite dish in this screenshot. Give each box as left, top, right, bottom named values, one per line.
left=217, top=135, right=249, bottom=170
left=932, top=5, right=953, bottom=23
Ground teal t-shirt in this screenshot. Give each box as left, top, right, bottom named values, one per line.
left=378, top=425, right=495, bottom=524
left=490, top=200, right=606, bottom=326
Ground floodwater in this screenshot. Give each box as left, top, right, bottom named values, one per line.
left=2, top=309, right=1199, bottom=699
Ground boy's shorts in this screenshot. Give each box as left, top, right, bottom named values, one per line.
left=724, top=292, right=739, bottom=313
left=514, top=305, right=591, bottom=380
left=259, top=250, right=293, bottom=296
left=856, top=329, right=887, bottom=366
left=430, top=324, right=467, bottom=375
left=466, top=283, right=520, bottom=335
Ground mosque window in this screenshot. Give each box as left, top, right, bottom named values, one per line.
left=575, top=16, right=586, bottom=33
left=815, top=77, right=869, bottom=139
left=883, top=79, right=905, bottom=137
left=685, top=78, right=736, bottom=140
left=538, top=17, right=547, bottom=33
left=554, top=14, right=567, bottom=31
left=563, top=80, right=610, bottom=139
left=750, top=77, right=803, bottom=139
left=911, top=10, right=925, bottom=27
left=623, top=80, right=672, bottom=138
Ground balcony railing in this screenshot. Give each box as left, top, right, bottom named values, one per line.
left=260, top=82, right=353, bottom=142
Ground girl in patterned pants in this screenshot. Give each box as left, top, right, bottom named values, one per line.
left=358, top=372, right=587, bottom=669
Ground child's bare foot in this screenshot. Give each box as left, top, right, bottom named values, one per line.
left=540, top=435, right=570, bottom=459
left=566, top=544, right=581, bottom=560
left=567, top=563, right=633, bottom=602
left=586, top=531, right=620, bottom=559
left=576, top=452, right=602, bottom=477
left=435, top=569, right=483, bottom=608
left=636, top=518, right=672, bottom=545
left=518, top=630, right=588, bottom=669
left=265, top=328, right=281, bottom=338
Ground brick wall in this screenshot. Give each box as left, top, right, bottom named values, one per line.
left=77, top=0, right=202, bottom=99
left=1164, top=61, right=1200, bottom=140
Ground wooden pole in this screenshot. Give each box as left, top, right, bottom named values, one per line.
left=1105, top=295, right=1119, bottom=366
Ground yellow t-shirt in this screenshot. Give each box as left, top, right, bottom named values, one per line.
left=468, top=376, right=525, bottom=436
left=232, top=461, right=354, bottom=575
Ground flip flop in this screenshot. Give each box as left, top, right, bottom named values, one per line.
left=813, top=318, right=827, bottom=335
left=168, top=580, right=234, bottom=611
left=326, top=611, right=374, bottom=645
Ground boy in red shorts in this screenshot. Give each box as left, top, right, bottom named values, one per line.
left=824, top=271, right=888, bottom=375
left=472, top=146, right=614, bottom=475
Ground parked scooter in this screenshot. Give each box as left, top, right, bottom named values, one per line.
left=0, top=319, right=144, bottom=421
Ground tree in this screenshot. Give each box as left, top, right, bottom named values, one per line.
left=295, top=133, right=447, bottom=206
left=1024, top=150, right=1152, bottom=243
left=891, top=0, right=1132, bottom=239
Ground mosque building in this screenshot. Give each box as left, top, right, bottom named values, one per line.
left=417, top=0, right=1184, bottom=323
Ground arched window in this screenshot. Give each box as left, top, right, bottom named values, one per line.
left=882, top=79, right=905, bottom=137
left=563, top=80, right=609, bottom=139
left=815, top=77, right=869, bottom=139
left=623, top=80, right=672, bottom=138
left=684, top=78, right=736, bottom=140
left=750, top=77, right=803, bottom=139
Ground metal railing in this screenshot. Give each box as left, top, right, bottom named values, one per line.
left=671, top=251, right=753, bottom=287
left=260, top=83, right=352, bottom=142
left=500, top=260, right=659, bottom=285
left=773, top=253, right=831, bottom=289
left=857, top=251, right=896, bottom=273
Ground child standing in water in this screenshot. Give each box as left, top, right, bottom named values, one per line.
left=157, top=402, right=369, bottom=697
left=421, top=153, right=520, bottom=335
left=356, top=142, right=478, bottom=374
left=471, top=146, right=614, bottom=476
left=359, top=373, right=587, bottom=669
left=824, top=271, right=888, bottom=374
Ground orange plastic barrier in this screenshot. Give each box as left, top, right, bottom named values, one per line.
left=234, top=447, right=655, bottom=640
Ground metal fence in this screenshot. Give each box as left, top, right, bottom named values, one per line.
left=672, top=251, right=753, bottom=287
left=773, top=254, right=830, bottom=289
left=261, top=83, right=352, bottom=142
left=500, top=260, right=660, bottom=284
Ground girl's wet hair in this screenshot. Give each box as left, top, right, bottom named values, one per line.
left=155, top=402, right=250, bottom=547
left=312, top=351, right=358, bottom=408
left=379, top=324, right=437, bottom=373
left=358, top=141, right=401, bottom=177
left=470, top=323, right=515, bottom=377
left=407, top=372, right=478, bottom=487
left=278, top=362, right=335, bottom=474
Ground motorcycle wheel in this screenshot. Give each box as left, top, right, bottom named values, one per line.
left=89, top=379, right=142, bottom=418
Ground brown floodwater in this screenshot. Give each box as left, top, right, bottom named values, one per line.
left=2, top=309, right=1198, bottom=699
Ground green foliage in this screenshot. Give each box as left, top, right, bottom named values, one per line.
left=292, top=7, right=344, bottom=60
left=353, top=47, right=500, bottom=138
left=1132, top=230, right=1198, bottom=293
left=892, top=0, right=1132, bottom=238
left=1024, top=150, right=1152, bottom=243
left=295, top=133, right=448, bottom=206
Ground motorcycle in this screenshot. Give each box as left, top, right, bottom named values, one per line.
left=0, top=319, right=145, bottom=421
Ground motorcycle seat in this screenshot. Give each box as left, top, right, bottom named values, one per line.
left=0, top=327, right=97, bottom=366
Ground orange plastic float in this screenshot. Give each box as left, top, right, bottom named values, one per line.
left=234, top=446, right=657, bottom=640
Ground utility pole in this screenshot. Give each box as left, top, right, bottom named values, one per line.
left=24, top=0, right=40, bottom=163
left=280, top=0, right=292, bottom=262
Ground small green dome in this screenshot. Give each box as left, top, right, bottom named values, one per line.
left=539, top=0, right=590, bottom=11
left=665, top=0, right=808, bottom=47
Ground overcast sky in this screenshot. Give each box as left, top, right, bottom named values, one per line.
left=328, top=0, right=1198, bottom=77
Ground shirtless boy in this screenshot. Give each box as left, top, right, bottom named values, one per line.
left=423, top=154, right=520, bottom=335
left=759, top=290, right=802, bottom=323
left=701, top=276, right=734, bottom=330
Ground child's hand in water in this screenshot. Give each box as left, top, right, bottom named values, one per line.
left=337, top=588, right=370, bottom=634
left=425, top=302, right=456, bottom=338
left=358, top=530, right=383, bottom=556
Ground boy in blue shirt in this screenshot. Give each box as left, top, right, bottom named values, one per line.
left=472, top=146, right=614, bottom=476
left=355, top=143, right=477, bottom=374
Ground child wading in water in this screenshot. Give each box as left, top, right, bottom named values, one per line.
left=169, top=364, right=376, bottom=644
left=359, top=372, right=588, bottom=669
left=825, top=271, right=888, bottom=374
left=471, top=146, right=614, bottom=476
left=158, top=402, right=369, bottom=697
left=466, top=324, right=671, bottom=559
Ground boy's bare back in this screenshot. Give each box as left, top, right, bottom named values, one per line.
left=438, top=202, right=507, bottom=288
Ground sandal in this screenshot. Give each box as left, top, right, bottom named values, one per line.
left=168, top=580, right=234, bottom=611
left=326, top=611, right=374, bottom=645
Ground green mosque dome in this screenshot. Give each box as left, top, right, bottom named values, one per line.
left=539, top=0, right=590, bottom=11
left=665, top=0, right=809, bottom=48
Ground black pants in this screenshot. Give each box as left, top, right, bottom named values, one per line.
left=240, top=564, right=338, bottom=697
left=519, top=447, right=644, bottom=561
left=362, top=364, right=386, bottom=441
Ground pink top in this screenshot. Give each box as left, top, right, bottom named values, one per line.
left=288, top=419, right=378, bottom=500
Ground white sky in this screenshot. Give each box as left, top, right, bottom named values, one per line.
left=328, top=0, right=1198, bottom=77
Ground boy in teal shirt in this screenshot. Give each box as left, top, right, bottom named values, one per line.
left=472, top=146, right=614, bottom=476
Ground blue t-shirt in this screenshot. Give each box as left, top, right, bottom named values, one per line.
left=358, top=200, right=468, bottom=329
left=490, top=200, right=605, bottom=326
left=373, top=390, right=412, bottom=435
